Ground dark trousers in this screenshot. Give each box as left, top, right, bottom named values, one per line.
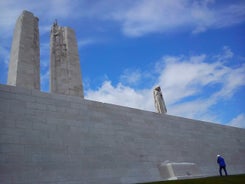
left=219, top=166, right=228, bottom=176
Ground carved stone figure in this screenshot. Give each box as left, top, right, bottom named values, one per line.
left=153, top=86, right=167, bottom=114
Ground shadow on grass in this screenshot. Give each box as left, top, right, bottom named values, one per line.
left=139, top=174, right=245, bottom=184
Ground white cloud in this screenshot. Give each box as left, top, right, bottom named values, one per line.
left=212, top=2, right=245, bottom=28
left=86, top=81, right=153, bottom=111
left=110, top=0, right=245, bottom=36
left=48, top=0, right=76, bottom=18
left=39, top=25, right=52, bottom=36
left=167, top=98, right=217, bottom=122
left=1, top=0, right=245, bottom=39
left=0, top=46, right=10, bottom=66
left=85, top=48, right=245, bottom=127
left=40, top=43, right=50, bottom=58
left=222, top=46, right=234, bottom=60
left=214, top=64, right=245, bottom=98
left=228, top=114, right=245, bottom=128
left=41, top=70, right=49, bottom=92
left=77, top=39, right=96, bottom=47
left=156, top=55, right=226, bottom=104
left=120, top=69, right=142, bottom=85
left=215, top=46, right=234, bottom=62
left=0, top=0, right=81, bottom=39
left=152, top=53, right=245, bottom=121
left=0, top=1, right=23, bottom=38
left=114, top=0, right=195, bottom=36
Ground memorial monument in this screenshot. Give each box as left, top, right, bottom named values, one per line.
left=50, top=20, right=84, bottom=97
left=1, top=10, right=245, bottom=184
left=153, top=86, right=167, bottom=114
left=7, top=10, right=40, bottom=90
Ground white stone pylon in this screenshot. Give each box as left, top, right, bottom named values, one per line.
left=7, top=10, right=40, bottom=90
left=50, top=20, right=84, bottom=97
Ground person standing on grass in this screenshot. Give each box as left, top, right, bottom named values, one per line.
left=217, top=155, right=228, bottom=176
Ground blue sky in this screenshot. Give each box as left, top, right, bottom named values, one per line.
left=0, top=0, right=245, bottom=128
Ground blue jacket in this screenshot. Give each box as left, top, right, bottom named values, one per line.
left=217, top=156, right=226, bottom=167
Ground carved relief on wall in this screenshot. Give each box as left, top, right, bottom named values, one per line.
left=51, top=21, right=67, bottom=60
left=33, top=18, right=39, bottom=49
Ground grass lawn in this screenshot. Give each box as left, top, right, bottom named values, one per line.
left=140, top=174, right=245, bottom=184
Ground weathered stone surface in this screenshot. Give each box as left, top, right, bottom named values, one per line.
left=7, top=10, right=40, bottom=90
left=50, top=21, right=83, bottom=97
left=0, top=84, right=245, bottom=184
left=159, top=161, right=203, bottom=180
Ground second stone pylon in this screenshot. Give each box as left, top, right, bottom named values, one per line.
left=50, top=20, right=84, bottom=98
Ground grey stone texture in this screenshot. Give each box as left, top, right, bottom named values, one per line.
left=50, top=21, right=84, bottom=97
left=7, top=10, right=40, bottom=90
left=0, top=84, right=245, bottom=184
left=159, top=161, right=203, bottom=180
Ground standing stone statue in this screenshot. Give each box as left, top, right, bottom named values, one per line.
left=153, top=86, right=167, bottom=114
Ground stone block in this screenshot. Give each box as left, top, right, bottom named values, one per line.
left=15, top=120, right=33, bottom=129
left=32, top=122, right=55, bottom=131
left=0, top=144, right=24, bottom=154
left=158, top=161, right=203, bottom=180
left=26, top=102, right=46, bottom=110
left=0, top=134, right=20, bottom=144
left=0, top=84, right=11, bottom=92
left=0, top=99, right=9, bottom=112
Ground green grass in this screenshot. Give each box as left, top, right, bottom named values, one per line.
left=140, top=174, right=245, bottom=184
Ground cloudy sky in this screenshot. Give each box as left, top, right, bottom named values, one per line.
left=0, top=0, right=245, bottom=128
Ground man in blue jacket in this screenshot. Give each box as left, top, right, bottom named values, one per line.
left=217, top=155, right=228, bottom=176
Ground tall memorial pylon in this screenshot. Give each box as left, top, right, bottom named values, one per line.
left=50, top=21, right=84, bottom=97
left=7, top=10, right=40, bottom=90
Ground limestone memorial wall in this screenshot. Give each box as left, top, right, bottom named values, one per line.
left=0, top=84, right=245, bottom=184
